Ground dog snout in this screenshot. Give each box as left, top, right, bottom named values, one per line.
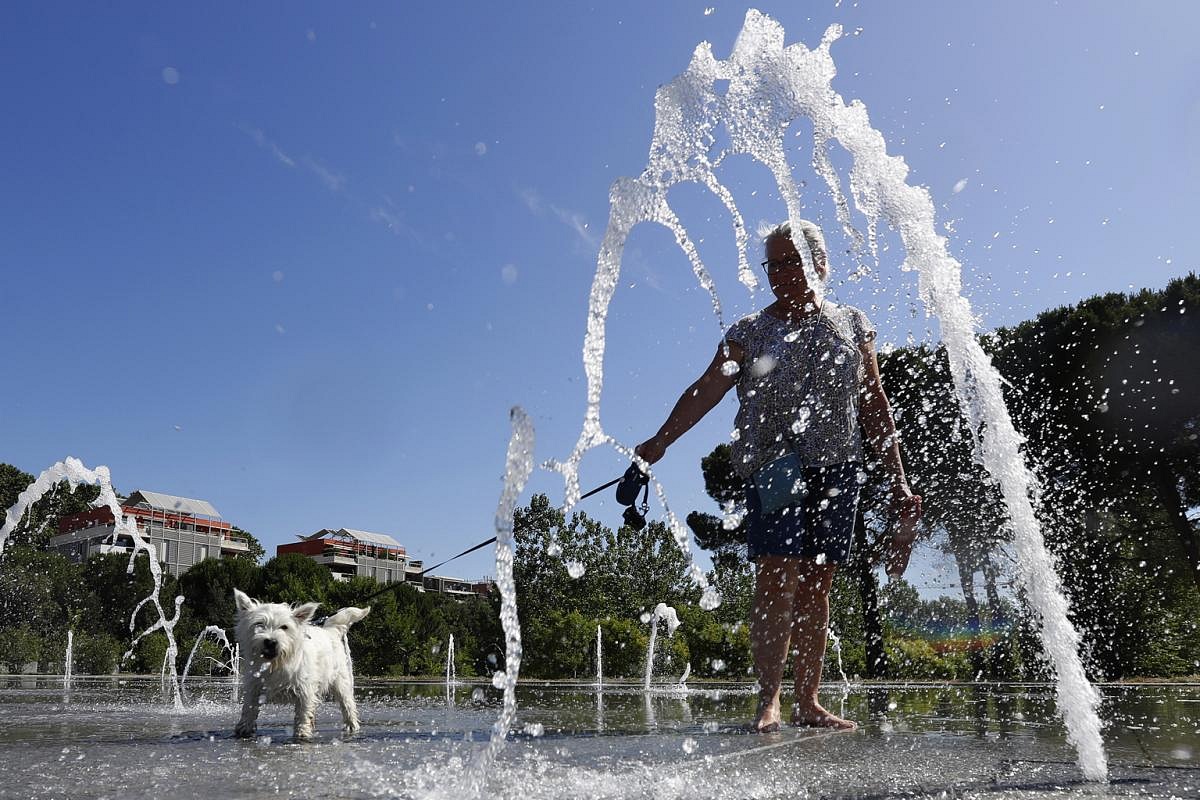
left=261, top=639, right=278, bottom=658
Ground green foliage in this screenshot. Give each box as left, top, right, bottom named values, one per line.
left=0, top=546, right=88, bottom=636
left=0, top=627, right=41, bottom=672
left=176, top=556, right=262, bottom=635
left=259, top=553, right=333, bottom=605
left=74, top=631, right=122, bottom=674
left=230, top=526, right=266, bottom=563
left=598, top=617, right=648, bottom=679
left=677, top=604, right=752, bottom=679
left=82, top=552, right=173, bottom=640
left=523, top=609, right=596, bottom=678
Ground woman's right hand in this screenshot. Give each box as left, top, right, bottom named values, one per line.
left=634, top=437, right=667, bottom=465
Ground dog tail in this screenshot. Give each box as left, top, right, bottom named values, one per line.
left=322, top=606, right=370, bottom=631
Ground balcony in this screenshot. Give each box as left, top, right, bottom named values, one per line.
left=314, top=554, right=358, bottom=568
left=220, top=537, right=250, bottom=553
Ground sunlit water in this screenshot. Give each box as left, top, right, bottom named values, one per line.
left=2, top=677, right=1194, bottom=800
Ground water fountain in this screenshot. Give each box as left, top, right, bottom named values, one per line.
left=465, top=408, right=534, bottom=787
left=0, top=457, right=185, bottom=708
left=546, top=8, right=1106, bottom=781
left=62, top=629, right=73, bottom=693
left=445, top=632, right=456, bottom=704
left=180, top=625, right=238, bottom=703
left=642, top=603, right=682, bottom=691
left=595, top=623, right=603, bottom=689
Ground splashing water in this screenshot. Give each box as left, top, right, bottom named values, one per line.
left=827, top=624, right=851, bottom=716
left=550, top=8, right=1105, bottom=780
left=595, top=624, right=603, bottom=689
left=0, top=457, right=185, bottom=708
left=63, top=629, right=74, bottom=694
left=466, top=407, right=534, bottom=788
left=180, top=625, right=238, bottom=703
left=643, top=602, right=682, bottom=691
left=445, top=633, right=457, bottom=703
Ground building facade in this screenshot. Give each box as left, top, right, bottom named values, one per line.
left=50, top=490, right=251, bottom=576
left=278, top=532, right=495, bottom=597
left=277, top=528, right=409, bottom=584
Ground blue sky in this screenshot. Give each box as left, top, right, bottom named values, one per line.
left=2, top=2, right=1198, bottom=596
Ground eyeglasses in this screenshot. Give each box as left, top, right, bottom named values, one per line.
left=761, top=255, right=805, bottom=274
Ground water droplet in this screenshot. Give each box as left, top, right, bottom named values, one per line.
left=492, top=671, right=505, bottom=689
left=161, top=67, right=180, bottom=85
left=749, top=354, right=777, bottom=377
left=720, top=360, right=740, bottom=376
left=566, top=560, right=586, bottom=579
left=682, top=737, right=697, bottom=754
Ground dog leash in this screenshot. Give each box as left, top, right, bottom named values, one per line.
left=310, top=468, right=647, bottom=624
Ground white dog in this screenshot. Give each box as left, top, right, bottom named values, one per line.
left=233, top=589, right=370, bottom=741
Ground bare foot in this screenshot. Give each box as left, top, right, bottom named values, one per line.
left=790, top=703, right=857, bottom=730
left=748, top=699, right=782, bottom=733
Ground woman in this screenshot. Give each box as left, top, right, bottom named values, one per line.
left=635, top=220, right=922, bottom=731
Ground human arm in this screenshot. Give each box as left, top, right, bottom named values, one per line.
left=634, top=341, right=745, bottom=465
left=858, top=340, right=922, bottom=522
left=857, top=339, right=923, bottom=576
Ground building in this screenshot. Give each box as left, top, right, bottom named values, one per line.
left=420, top=574, right=478, bottom=598
left=277, top=528, right=409, bottom=584
left=50, top=490, right=251, bottom=576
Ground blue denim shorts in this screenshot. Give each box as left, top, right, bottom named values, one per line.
left=745, top=459, right=861, bottom=564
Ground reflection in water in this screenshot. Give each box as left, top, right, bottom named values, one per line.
left=1, top=678, right=1196, bottom=798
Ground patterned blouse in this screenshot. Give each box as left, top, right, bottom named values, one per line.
left=724, top=303, right=877, bottom=480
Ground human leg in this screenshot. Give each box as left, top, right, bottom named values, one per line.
left=788, top=559, right=854, bottom=728
left=750, top=555, right=801, bottom=731
left=787, top=464, right=859, bottom=729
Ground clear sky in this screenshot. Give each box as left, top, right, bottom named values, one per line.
left=3, top=2, right=1198, bottom=595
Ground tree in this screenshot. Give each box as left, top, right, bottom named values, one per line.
left=259, top=553, right=333, bottom=605
left=0, top=545, right=89, bottom=637
left=513, top=493, right=697, bottom=627
left=230, top=526, right=266, bottom=563
left=0, top=627, right=41, bottom=673
left=73, top=630, right=122, bottom=675
left=176, top=557, right=263, bottom=634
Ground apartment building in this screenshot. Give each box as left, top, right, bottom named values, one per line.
left=50, top=490, right=251, bottom=576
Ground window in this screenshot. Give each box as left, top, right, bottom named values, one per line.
left=197, top=545, right=207, bottom=562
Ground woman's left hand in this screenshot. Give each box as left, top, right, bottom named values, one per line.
left=886, top=487, right=923, bottom=579
left=890, top=489, right=923, bottom=530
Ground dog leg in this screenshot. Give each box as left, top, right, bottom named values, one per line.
left=235, top=679, right=262, bottom=738
left=293, top=689, right=318, bottom=741
left=334, top=674, right=360, bottom=735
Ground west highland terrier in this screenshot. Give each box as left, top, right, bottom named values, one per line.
left=233, top=589, right=370, bottom=741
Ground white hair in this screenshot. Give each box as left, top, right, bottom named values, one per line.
left=758, top=219, right=827, bottom=275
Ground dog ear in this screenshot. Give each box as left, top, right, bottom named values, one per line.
left=234, top=589, right=255, bottom=612
left=293, top=602, right=320, bottom=624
